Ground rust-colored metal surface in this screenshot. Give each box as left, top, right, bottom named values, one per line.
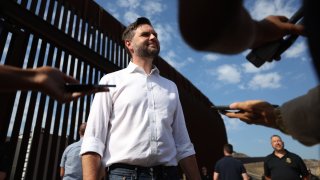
left=0, top=0, right=227, bottom=179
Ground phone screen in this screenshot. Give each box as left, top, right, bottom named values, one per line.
left=65, top=84, right=116, bottom=92
left=211, top=105, right=240, bottom=113
left=211, top=105, right=231, bottom=111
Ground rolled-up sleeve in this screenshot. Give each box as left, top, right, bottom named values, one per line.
left=281, top=85, right=320, bottom=146
left=80, top=77, right=113, bottom=157
left=172, top=87, right=195, bottom=161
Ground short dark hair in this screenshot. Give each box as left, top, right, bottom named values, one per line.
left=122, top=17, right=152, bottom=41
left=270, top=134, right=282, bottom=141
left=223, top=144, right=233, bottom=154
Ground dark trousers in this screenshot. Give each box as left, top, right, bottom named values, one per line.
left=106, top=163, right=180, bottom=180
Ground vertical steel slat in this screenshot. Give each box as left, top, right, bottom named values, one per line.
left=91, top=27, right=96, bottom=52
left=52, top=0, right=62, bottom=30
left=110, top=38, right=115, bottom=64
left=119, top=44, right=124, bottom=68
left=77, top=61, right=87, bottom=128
left=0, top=24, right=9, bottom=60
left=84, top=65, right=93, bottom=119
left=96, top=29, right=101, bottom=55
left=29, top=0, right=39, bottom=13
left=101, top=32, right=106, bottom=59
left=37, top=0, right=48, bottom=18
left=20, top=0, right=29, bottom=9
left=44, top=0, right=55, bottom=24
left=106, top=35, right=111, bottom=62
left=79, top=18, right=86, bottom=45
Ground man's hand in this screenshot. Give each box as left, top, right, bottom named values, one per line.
left=222, top=100, right=278, bottom=129
left=252, top=15, right=304, bottom=49
left=34, top=66, right=109, bottom=103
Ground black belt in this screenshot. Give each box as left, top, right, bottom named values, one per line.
left=108, top=163, right=176, bottom=172
left=109, top=163, right=177, bottom=173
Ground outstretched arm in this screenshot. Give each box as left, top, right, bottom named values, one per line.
left=223, top=100, right=278, bottom=129
left=0, top=65, right=108, bottom=103
left=223, top=86, right=320, bottom=146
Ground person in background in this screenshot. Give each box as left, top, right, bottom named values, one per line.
left=264, top=135, right=309, bottom=180
left=214, top=144, right=249, bottom=180
left=80, top=17, right=201, bottom=180
left=201, top=166, right=212, bottom=180
left=178, top=0, right=320, bottom=146
left=60, top=123, right=87, bottom=179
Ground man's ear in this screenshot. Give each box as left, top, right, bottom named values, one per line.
left=124, top=40, right=131, bottom=48
left=124, top=40, right=134, bottom=54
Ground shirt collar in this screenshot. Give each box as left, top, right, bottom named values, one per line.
left=272, top=149, right=288, bottom=158
left=126, top=61, right=160, bottom=75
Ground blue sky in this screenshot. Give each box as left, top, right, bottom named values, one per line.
left=94, top=0, right=319, bottom=160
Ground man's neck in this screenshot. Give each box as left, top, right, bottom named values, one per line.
left=132, top=56, right=153, bottom=74
left=274, top=149, right=286, bottom=158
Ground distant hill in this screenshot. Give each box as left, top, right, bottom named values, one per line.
left=233, top=152, right=248, bottom=158
left=233, top=152, right=320, bottom=179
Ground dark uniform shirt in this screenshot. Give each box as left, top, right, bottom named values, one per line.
left=214, top=156, right=247, bottom=180
left=264, top=149, right=309, bottom=180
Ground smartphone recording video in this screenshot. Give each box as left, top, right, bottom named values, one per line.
left=65, top=84, right=116, bottom=92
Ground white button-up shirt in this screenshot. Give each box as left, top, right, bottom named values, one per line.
left=80, top=62, right=195, bottom=167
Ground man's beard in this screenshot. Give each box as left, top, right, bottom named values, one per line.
left=274, top=145, right=284, bottom=151
left=135, top=45, right=160, bottom=58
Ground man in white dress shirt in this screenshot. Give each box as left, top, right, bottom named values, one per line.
left=80, top=17, right=201, bottom=180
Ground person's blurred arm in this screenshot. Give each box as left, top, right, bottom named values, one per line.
left=178, top=0, right=304, bottom=54
left=264, top=176, right=271, bottom=180
left=82, top=152, right=101, bottom=180
left=242, top=172, right=249, bottom=180
left=60, top=167, right=65, bottom=178
left=280, top=85, right=320, bottom=146
left=0, top=65, right=108, bottom=103
left=213, top=172, right=219, bottom=180
left=179, top=155, right=201, bottom=180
